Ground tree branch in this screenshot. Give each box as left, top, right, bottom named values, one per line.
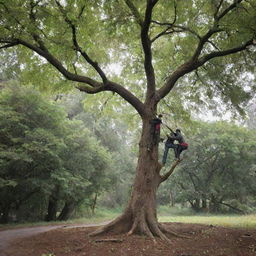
left=156, top=60, right=197, bottom=101
left=55, top=0, right=108, bottom=84
left=199, top=39, right=254, bottom=65
left=141, top=0, right=159, bottom=103
left=78, top=5, right=85, bottom=19
left=77, top=80, right=147, bottom=117
left=213, top=0, right=224, bottom=19
left=151, top=27, right=183, bottom=43
left=151, top=21, right=201, bottom=41
left=216, top=0, right=243, bottom=21
left=191, top=27, right=222, bottom=61
left=156, top=38, right=255, bottom=101
left=151, top=1, right=194, bottom=43
left=15, top=38, right=146, bottom=116
left=124, top=0, right=143, bottom=26
left=0, top=42, right=19, bottom=49
left=1, top=3, right=147, bottom=118
left=190, top=0, right=244, bottom=61
left=160, top=159, right=181, bottom=183
left=156, top=0, right=248, bottom=102
left=12, top=38, right=103, bottom=87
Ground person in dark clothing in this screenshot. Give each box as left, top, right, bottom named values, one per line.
left=162, top=129, right=188, bottom=164
left=150, top=114, right=162, bottom=144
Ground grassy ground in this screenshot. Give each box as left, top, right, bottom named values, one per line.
left=159, top=214, right=256, bottom=229
left=0, top=208, right=119, bottom=230
left=158, top=206, right=256, bottom=229
left=1, top=207, right=256, bottom=230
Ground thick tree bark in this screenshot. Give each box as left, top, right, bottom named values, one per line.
left=90, top=116, right=180, bottom=241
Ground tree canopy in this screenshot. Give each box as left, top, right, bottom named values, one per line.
left=0, top=0, right=255, bottom=116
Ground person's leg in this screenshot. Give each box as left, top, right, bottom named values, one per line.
left=177, top=145, right=187, bottom=159
left=162, top=143, right=177, bottom=164
left=173, top=145, right=179, bottom=159
left=176, top=145, right=182, bottom=159
left=162, top=145, right=169, bottom=165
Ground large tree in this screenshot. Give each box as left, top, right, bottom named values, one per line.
left=1, top=0, right=256, bottom=240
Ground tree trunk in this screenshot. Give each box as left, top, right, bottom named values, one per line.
left=209, top=195, right=220, bottom=213
left=190, top=199, right=201, bottom=212
left=201, top=198, right=207, bottom=212
left=45, top=195, right=58, bottom=221
left=91, top=193, right=98, bottom=215
left=58, top=201, right=76, bottom=221
left=90, top=117, right=179, bottom=241
left=0, top=206, right=10, bottom=224
left=170, top=191, right=175, bottom=207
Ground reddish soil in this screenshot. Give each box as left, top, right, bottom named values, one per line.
left=4, top=223, right=256, bottom=256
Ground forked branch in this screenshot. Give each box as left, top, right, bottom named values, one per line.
left=215, top=0, right=243, bottom=21
left=54, top=0, right=108, bottom=84
left=157, top=36, right=254, bottom=101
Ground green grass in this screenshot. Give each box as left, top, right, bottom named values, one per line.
left=159, top=214, right=256, bottom=229
left=157, top=206, right=256, bottom=229
left=0, top=207, right=121, bottom=230
left=1, top=207, right=256, bottom=230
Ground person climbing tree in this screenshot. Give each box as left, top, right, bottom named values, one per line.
left=162, top=129, right=188, bottom=165
left=150, top=114, right=162, bottom=145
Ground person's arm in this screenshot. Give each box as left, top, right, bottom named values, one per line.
left=175, top=133, right=185, bottom=143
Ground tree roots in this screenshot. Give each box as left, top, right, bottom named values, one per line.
left=89, top=211, right=188, bottom=243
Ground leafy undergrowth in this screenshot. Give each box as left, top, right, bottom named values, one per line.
left=5, top=223, right=256, bottom=256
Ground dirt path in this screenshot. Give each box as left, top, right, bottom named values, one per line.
left=0, top=222, right=107, bottom=256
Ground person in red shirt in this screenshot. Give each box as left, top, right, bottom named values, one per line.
left=151, top=114, right=162, bottom=145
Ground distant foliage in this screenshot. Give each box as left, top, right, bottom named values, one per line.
left=158, top=121, right=256, bottom=213
left=0, top=84, right=114, bottom=223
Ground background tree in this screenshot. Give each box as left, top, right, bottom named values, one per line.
left=0, top=84, right=66, bottom=222
left=0, top=85, right=113, bottom=223
left=165, top=122, right=256, bottom=213
left=246, top=98, right=256, bottom=129
left=1, top=0, right=256, bottom=240
left=57, top=92, right=137, bottom=208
